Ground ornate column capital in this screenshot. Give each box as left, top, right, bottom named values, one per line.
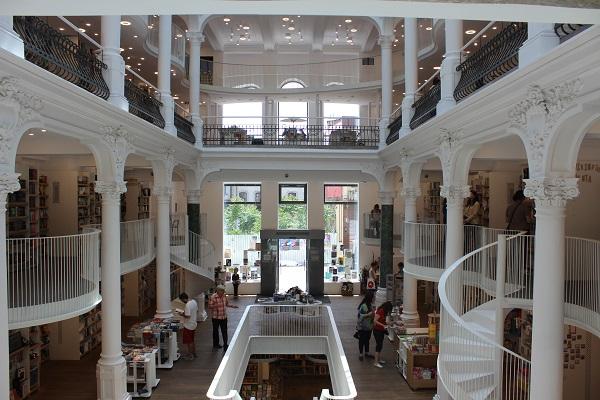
left=378, top=34, right=395, bottom=48
left=187, top=189, right=202, bottom=204
left=440, top=184, right=470, bottom=206
left=0, top=172, right=21, bottom=198
left=186, top=31, right=205, bottom=45
left=95, top=180, right=127, bottom=200
left=523, top=177, right=579, bottom=208
left=153, top=185, right=173, bottom=202
left=400, top=186, right=421, bottom=200
left=435, top=128, right=463, bottom=179
left=508, top=80, right=582, bottom=177
left=378, top=190, right=395, bottom=205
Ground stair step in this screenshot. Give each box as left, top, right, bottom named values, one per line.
left=452, top=371, right=496, bottom=392
left=467, top=385, right=496, bottom=400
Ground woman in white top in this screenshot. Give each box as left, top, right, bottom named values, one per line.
left=463, top=190, right=482, bottom=226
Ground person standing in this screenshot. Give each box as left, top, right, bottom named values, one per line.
left=373, top=301, right=393, bottom=368
left=370, top=204, right=382, bottom=237
left=357, top=291, right=375, bottom=361
left=505, top=190, right=533, bottom=233
left=208, top=285, right=238, bottom=351
left=232, top=268, right=241, bottom=297
left=367, top=261, right=379, bottom=295
left=463, top=190, right=482, bottom=226
left=178, top=293, right=198, bottom=360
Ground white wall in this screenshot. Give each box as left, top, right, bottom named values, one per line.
left=566, top=160, right=600, bottom=240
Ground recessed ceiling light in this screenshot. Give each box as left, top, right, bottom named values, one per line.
left=346, top=38, right=353, bottom=43
left=242, top=25, right=250, bottom=30
left=41, top=129, right=47, bottom=132
left=350, top=28, right=358, bottom=33
left=85, top=23, right=91, bottom=27
left=119, top=48, right=124, bottom=52
left=59, top=27, right=65, bottom=31
left=94, top=33, right=99, bottom=36
left=120, top=20, right=131, bottom=26
left=137, top=63, right=141, bottom=66
left=125, top=64, right=131, bottom=68
left=154, top=71, right=158, bottom=75
left=492, top=26, right=497, bottom=30
left=128, top=47, right=133, bottom=50
left=425, top=26, right=432, bottom=31
left=176, top=33, right=183, bottom=38
left=240, top=36, right=247, bottom=40
left=282, top=17, right=290, bottom=22
left=345, top=19, right=352, bottom=23
left=78, top=28, right=86, bottom=33
left=126, top=56, right=130, bottom=59
left=148, top=25, right=153, bottom=29
left=236, top=42, right=240, bottom=46
left=28, top=133, right=34, bottom=136
left=140, top=57, right=144, bottom=60
left=466, top=50, right=471, bottom=54
left=465, top=29, right=476, bottom=35
left=133, top=35, right=138, bottom=38
left=419, top=24, right=423, bottom=28
left=223, top=17, right=231, bottom=22
left=482, top=34, right=487, bottom=38
left=433, top=66, right=441, bottom=70
left=173, top=96, right=179, bottom=100
left=474, top=42, right=478, bottom=46
left=419, top=66, right=423, bottom=70
left=288, top=26, right=295, bottom=31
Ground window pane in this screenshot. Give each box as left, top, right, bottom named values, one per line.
left=279, top=184, right=306, bottom=203
left=278, top=204, right=307, bottom=230
left=224, top=184, right=261, bottom=203
left=324, top=184, right=358, bottom=203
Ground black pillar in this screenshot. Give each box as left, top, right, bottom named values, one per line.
left=187, top=203, right=201, bottom=235
left=379, top=204, right=393, bottom=288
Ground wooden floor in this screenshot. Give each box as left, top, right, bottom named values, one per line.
left=31, top=296, right=435, bottom=399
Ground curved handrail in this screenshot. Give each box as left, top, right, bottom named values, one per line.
left=170, top=230, right=216, bottom=280
left=8, top=229, right=102, bottom=329
left=438, top=233, right=531, bottom=400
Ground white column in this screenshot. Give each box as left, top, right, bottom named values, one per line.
left=519, top=23, right=559, bottom=68
left=0, top=16, right=23, bottom=58
left=101, top=16, right=128, bottom=111
left=379, top=34, right=394, bottom=148
left=158, top=15, right=176, bottom=134
left=154, top=186, right=173, bottom=318
left=0, top=174, right=20, bottom=400
left=401, top=188, right=420, bottom=327
left=400, top=18, right=418, bottom=136
left=187, top=31, right=205, bottom=147
left=525, top=178, right=578, bottom=400
left=442, top=185, right=468, bottom=267
left=437, top=19, right=463, bottom=115
left=95, top=182, right=130, bottom=400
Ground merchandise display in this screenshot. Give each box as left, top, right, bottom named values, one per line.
left=127, top=318, right=181, bottom=369
left=8, top=325, right=48, bottom=399
left=122, top=345, right=160, bottom=397
left=396, top=334, right=438, bottom=390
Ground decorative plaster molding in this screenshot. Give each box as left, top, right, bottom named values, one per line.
left=153, top=185, right=173, bottom=201
left=440, top=184, right=470, bottom=206
left=0, top=76, right=42, bottom=165
left=186, top=31, right=205, bottom=44
left=508, top=80, right=582, bottom=177
left=523, top=177, right=579, bottom=208
left=378, top=190, right=395, bottom=205
left=360, top=162, right=385, bottom=188
left=435, top=128, right=463, bottom=179
left=95, top=180, right=127, bottom=199
left=378, top=34, right=395, bottom=48
left=99, top=126, right=131, bottom=183
left=187, top=189, right=202, bottom=204
left=400, top=186, right=421, bottom=199
left=0, top=172, right=21, bottom=197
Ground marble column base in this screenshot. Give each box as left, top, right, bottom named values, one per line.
left=96, top=357, right=131, bottom=400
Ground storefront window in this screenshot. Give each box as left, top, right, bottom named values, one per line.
left=278, top=184, right=308, bottom=230
left=223, top=184, right=262, bottom=282
left=323, top=184, right=359, bottom=282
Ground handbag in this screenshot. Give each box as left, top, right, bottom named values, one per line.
left=353, top=330, right=360, bottom=339
left=366, top=277, right=376, bottom=290
left=506, top=201, right=522, bottom=230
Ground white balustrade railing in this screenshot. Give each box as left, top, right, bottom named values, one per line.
left=504, top=234, right=535, bottom=301
left=439, top=234, right=531, bottom=400
left=362, top=213, right=404, bottom=248
left=120, top=218, right=155, bottom=275
left=7, top=229, right=102, bottom=329
left=565, top=236, right=600, bottom=336
left=170, top=229, right=216, bottom=280
left=207, top=305, right=356, bottom=400
left=404, top=221, right=446, bottom=278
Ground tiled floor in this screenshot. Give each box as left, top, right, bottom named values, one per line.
left=31, top=295, right=435, bottom=399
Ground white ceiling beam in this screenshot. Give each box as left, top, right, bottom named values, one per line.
left=311, top=17, right=326, bottom=51
left=204, top=23, right=224, bottom=52
left=361, top=25, right=378, bottom=53
left=257, top=15, right=275, bottom=51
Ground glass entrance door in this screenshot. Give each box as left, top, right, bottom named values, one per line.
left=277, top=238, right=307, bottom=292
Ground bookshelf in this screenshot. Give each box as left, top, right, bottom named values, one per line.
left=77, top=175, right=90, bottom=231
left=28, top=169, right=38, bottom=237
left=9, top=325, right=48, bottom=399
left=38, top=174, right=48, bottom=236
left=123, top=263, right=156, bottom=317
left=423, top=181, right=443, bottom=224
left=48, top=305, right=102, bottom=360
left=138, top=186, right=151, bottom=219
left=89, top=182, right=102, bottom=225
left=7, top=178, right=28, bottom=238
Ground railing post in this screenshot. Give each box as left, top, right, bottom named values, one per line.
left=495, top=234, right=507, bottom=399
left=0, top=16, right=24, bottom=58
left=518, top=23, right=559, bottom=68
left=378, top=32, right=394, bottom=149
left=158, top=15, right=176, bottom=135
left=437, top=19, right=463, bottom=115
left=400, top=18, right=417, bottom=137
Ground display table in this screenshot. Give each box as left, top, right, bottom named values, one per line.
left=124, top=348, right=160, bottom=397
left=127, top=319, right=181, bottom=369
left=396, top=334, right=438, bottom=390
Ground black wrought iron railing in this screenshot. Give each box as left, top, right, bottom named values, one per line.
left=410, top=84, right=441, bottom=130
left=454, top=22, right=527, bottom=102
left=174, top=112, right=196, bottom=144
left=386, top=115, right=402, bottom=145
left=203, top=124, right=379, bottom=149
left=554, top=24, right=590, bottom=42
left=13, top=16, right=110, bottom=100
left=124, top=80, right=165, bottom=128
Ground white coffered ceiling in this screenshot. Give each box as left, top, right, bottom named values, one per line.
left=205, top=15, right=380, bottom=53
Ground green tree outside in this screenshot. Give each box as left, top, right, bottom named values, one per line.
left=278, top=194, right=307, bottom=230
left=223, top=196, right=261, bottom=235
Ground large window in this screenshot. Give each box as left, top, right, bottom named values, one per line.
left=279, top=82, right=308, bottom=139
left=223, top=184, right=262, bottom=282
left=323, top=103, right=360, bottom=128
left=222, top=102, right=262, bottom=128
left=278, top=184, right=307, bottom=230
left=323, top=184, right=359, bottom=282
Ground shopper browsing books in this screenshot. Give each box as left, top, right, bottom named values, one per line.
left=373, top=301, right=393, bottom=368
left=177, top=293, right=198, bottom=360
left=208, top=285, right=239, bottom=351
left=356, top=291, right=375, bottom=361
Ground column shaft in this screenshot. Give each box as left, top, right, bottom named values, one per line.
left=188, top=38, right=201, bottom=119
left=0, top=195, right=9, bottom=399
left=437, top=19, right=463, bottom=115
left=158, top=15, right=175, bottom=134
left=380, top=38, right=393, bottom=122
left=402, top=195, right=419, bottom=326
left=400, top=18, right=418, bottom=135
left=0, top=16, right=24, bottom=57
left=379, top=199, right=394, bottom=289
left=530, top=204, right=566, bottom=400
left=101, top=16, right=127, bottom=110
left=155, top=194, right=173, bottom=318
